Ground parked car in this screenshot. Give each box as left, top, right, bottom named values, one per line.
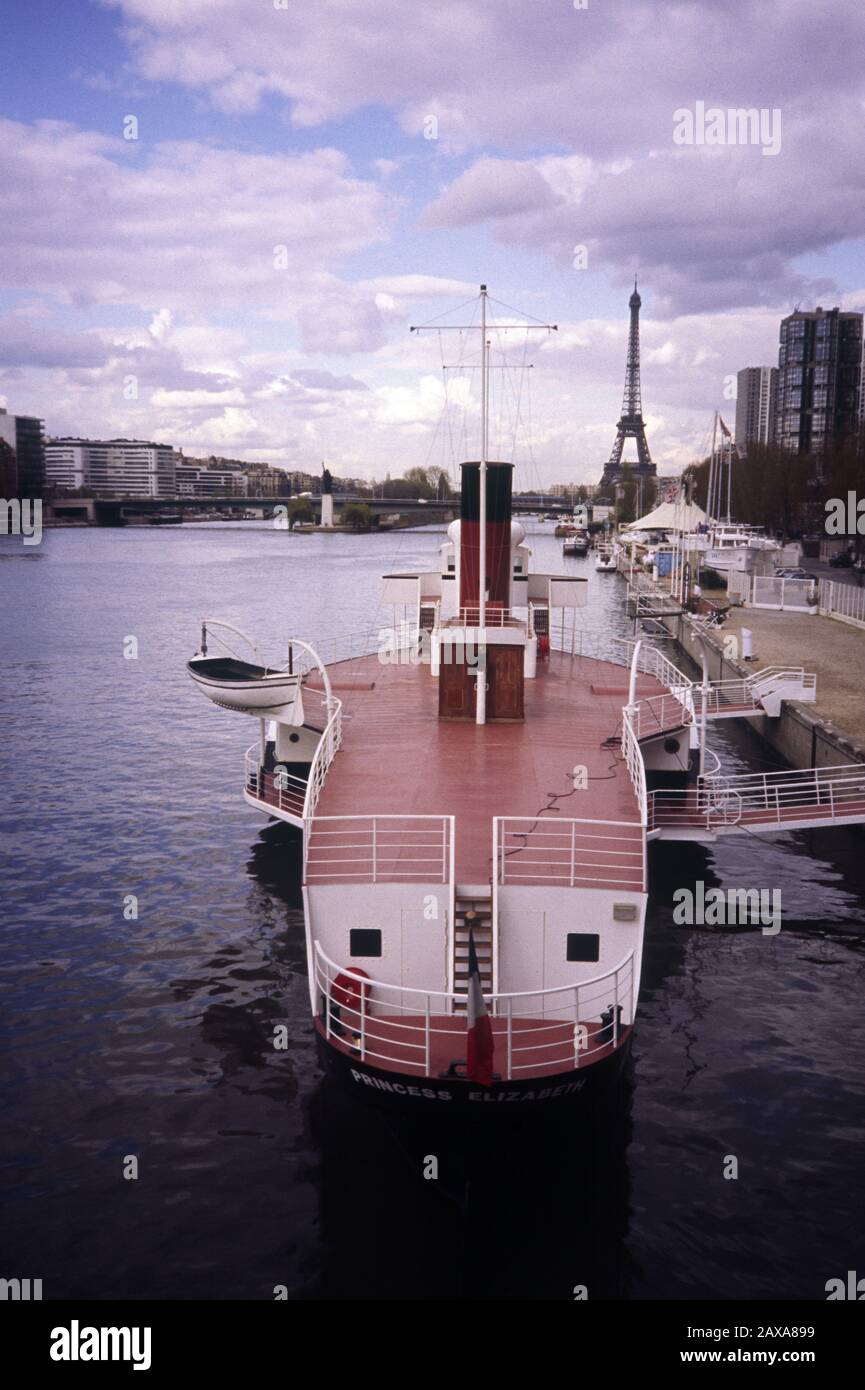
left=829, top=551, right=854, bottom=568
left=774, top=567, right=809, bottom=579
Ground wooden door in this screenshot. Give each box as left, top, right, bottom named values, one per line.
left=438, top=657, right=476, bottom=720
left=487, top=645, right=524, bottom=720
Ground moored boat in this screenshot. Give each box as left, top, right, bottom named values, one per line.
left=563, top=529, right=590, bottom=556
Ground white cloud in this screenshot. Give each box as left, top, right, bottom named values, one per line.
left=0, top=119, right=394, bottom=314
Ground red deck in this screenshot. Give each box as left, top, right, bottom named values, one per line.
left=309, top=651, right=658, bottom=882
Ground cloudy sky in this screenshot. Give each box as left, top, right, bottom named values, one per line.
left=1, top=0, right=864, bottom=486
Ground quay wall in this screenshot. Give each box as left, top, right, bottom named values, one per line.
left=655, top=609, right=865, bottom=773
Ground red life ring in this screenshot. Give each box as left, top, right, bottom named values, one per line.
left=332, top=968, right=370, bottom=1016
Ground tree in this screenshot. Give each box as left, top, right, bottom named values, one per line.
left=688, top=444, right=811, bottom=536
left=402, top=466, right=436, bottom=498
left=616, top=464, right=637, bottom=525
left=341, top=502, right=373, bottom=531
left=286, top=498, right=313, bottom=529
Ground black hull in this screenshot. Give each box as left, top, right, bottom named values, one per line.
left=314, top=1029, right=632, bottom=1113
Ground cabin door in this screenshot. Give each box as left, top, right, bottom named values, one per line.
left=438, top=657, right=476, bottom=720
left=487, top=644, right=524, bottom=721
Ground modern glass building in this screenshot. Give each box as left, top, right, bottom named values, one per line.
left=0, top=408, right=46, bottom=498
left=775, top=308, right=862, bottom=455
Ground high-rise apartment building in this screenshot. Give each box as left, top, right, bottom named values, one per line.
left=45, top=438, right=175, bottom=497
left=775, top=307, right=862, bottom=454
left=0, top=408, right=46, bottom=497
left=735, top=367, right=777, bottom=450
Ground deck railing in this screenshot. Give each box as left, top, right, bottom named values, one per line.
left=628, top=692, right=693, bottom=741
left=648, top=763, right=865, bottom=831
left=546, top=622, right=692, bottom=691
left=289, top=626, right=423, bottom=673
left=304, top=814, right=454, bottom=885
left=621, top=708, right=649, bottom=830
left=494, top=815, right=646, bottom=891
left=455, top=605, right=524, bottom=628
left=244, top=747, right=309, bottom=819
left=302, top=697, right=343, bottom=820
left=314, top=943, right=635, bottom=1079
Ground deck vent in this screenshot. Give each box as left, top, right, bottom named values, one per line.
left=613, top=903, right=638, bottom=922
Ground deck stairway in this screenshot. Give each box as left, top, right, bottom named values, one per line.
left=451, top=886, right=493, bottom=1013
left=698, top=668, right=817, bottom=720
left=630, top=667, right=817, bottom=746
left=648, top=763, right=865, bottom=840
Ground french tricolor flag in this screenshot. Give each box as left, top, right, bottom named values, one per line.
left=466, top=926, right=494, bottom=1086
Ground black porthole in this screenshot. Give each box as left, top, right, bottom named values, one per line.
left=566, top=933, right=600, bottom=963
left=663, top=737, right=680, bottom=754
left=289, top=732, right=300, bottom=743
left=349, top=928, right=382, bottom=957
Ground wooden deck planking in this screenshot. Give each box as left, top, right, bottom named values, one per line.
left=310, top=652, right=654, bottom=882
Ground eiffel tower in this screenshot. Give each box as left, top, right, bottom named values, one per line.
left=599, top=280, right=656, bottom=490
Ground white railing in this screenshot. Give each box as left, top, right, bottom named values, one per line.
left=621, top=707, right=649, bottom=829
left=454, top=605, right=523, bottom=628
left=648, top=763, right=865, bottom=832
left=289, top=626, right=423, bottom=673
left=546, top=622, right=691, bottom=687
left=314, top=943, right=636, bottom=1079
left=302, top=696, right=343, bottom=820
left=628, top=691, right=693, bottom=740
left=704, top=764, right=865, bottom=823
left=244, top=745, right=308, bottom=819
left=304, top=814, right=454, bottom=885
left=747, top=576, right=818, bottom=611
left=747, top=667, right=816, bottom=703
left=693, top=668, right=816, bottom=716
left=495, top=815, right=646, bottom=891
left=820, top=579, right=865, bottom=631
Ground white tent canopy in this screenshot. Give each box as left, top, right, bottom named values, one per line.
left=623, top=499, right=708, bottom=533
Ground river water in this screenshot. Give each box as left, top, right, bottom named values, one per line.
left=1, top=521, right=863, bottom=1301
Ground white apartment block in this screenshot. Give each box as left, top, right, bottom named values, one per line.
left=735, top=367, right=777, bottom=451
left=45, top=438, right=176, bottom=497
left=174, top=466, right=248, bottom=498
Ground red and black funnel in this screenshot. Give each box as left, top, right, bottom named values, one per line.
left=458, top=461, right=513, bottom=612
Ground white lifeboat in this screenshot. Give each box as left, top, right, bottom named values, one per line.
left=187, top=619, right=307, bottom=721
left=187, top=655, right=305, bottom=719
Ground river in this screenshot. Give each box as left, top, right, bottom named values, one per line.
left=1, top=520, right=863, bottom=1300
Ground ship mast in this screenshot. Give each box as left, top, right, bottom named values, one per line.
left=410, top=285, right=556, bottom=725
left=478, top=286, right=489, bottom=724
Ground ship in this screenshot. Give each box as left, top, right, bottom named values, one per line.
left=186, top=288, right=865, bottom=1113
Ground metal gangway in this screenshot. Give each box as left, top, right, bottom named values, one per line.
left=648, top=763, right=865, bottom=840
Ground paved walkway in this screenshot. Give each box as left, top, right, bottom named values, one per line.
left=723, top=607, right=865, bottom=745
